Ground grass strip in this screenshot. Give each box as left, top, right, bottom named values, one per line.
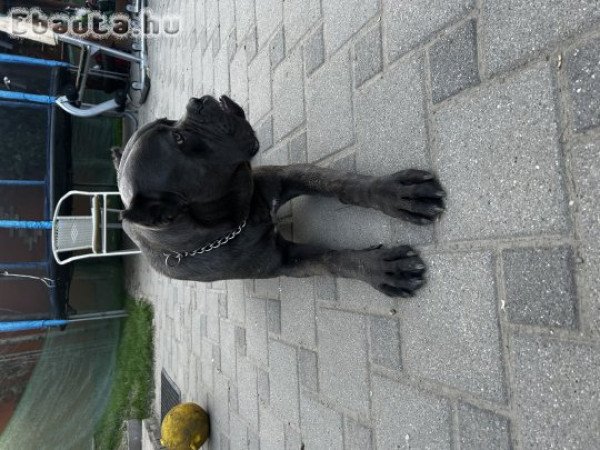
left=94, top=297, right=154, bottom=450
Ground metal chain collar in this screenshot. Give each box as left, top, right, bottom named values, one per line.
left=163, top=220, right=247, bottom=267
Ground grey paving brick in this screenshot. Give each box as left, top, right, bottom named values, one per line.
left=235, top=326, right=247, bottom=357
left=259, top=404, right=285, bottom=450
left=235, top=0, right=255, bottom=40
left=219, top=293, right=228, bottom=317
left=344, top=417, right=373, bottom=450
left=219, top=433, right=230, bottom=450
left=246, top=297, right=268, bottom=366
left=202, top=41, right=214, bottom=95
left=399, top=252, right=506, bottom=403
left=284, top=0, right=321, bottom=51
left=229, top=384, right=239, bottom=413
left=284, top=424, right=302, bottom=450
left=355, top=54, right=428, bottom=175
left=134, top=2, right=600, bottom=448
left=212, top=30, right=221, bottom=58
left=273, top=50, right=305, bottom=141
left=237, top=357, right=259, bottom=429
left=227, top=30, right=237, bottom=62
left=257, top=368, right=270, bottom=404
left=191, top=317, right=203, bottom=358
left=201, top=339, right=214, bottom=389
left=212, top=280, right=228, bottom=290
left=289, top=132, right=307, bottom=164
left=430, top=19, right=479, bottom=103
left=256, top=116, right=274, bottom=151
left=322, top=0, right=379, bottom=55
left=267, top=299, right=281, bottom=334
left=327, top=153, right=355, bottom=172
left=214, top=46, right=230, bottom=96
left=306, top=50, right=354, bottom=161
left=566, top=37, right=600, bottom=132
left=280, top=277, right=317, bottom=348
left=317, top=309, right=369, bottom=416
left=510, top=333, right=600, bottom=448
left=385, top=0, right=474, bottom=63
left=503, top=246, right=578, bottom=328
left=248, top=47, right=272, bottom=124
left=230, top=46, right=249, bottom=109
left=256, top=0, right=281, bottom=46
left=268, top=340, right=300, bottom=425
left=254, top=277, right=280, bottom=299
left=205, top=0, right=219, bottom=42
left=435, top=63, right=570, bottom=241
left=299, top=393, right=344, bottom=449
left=227, top=280, right=246, bottom=324
left=248, top=432, right=260, bottom=450
left=571, top=139, right=600, bottom=335
left=304, top=26, right=325, bottom=77
left=212, top=343, right=221, bottom=372
left=194, top=1, right=207, bottom=51
left=372, top=375, right=452, bottom=449
left=370, top=316, right=401, bottom=370
left=229, top=413, right=248, bottom=450
left=298, top=348, right=318, bottom=391
left=213, top=374, right=231, bottom=434
left=207, top=291, right=222, bottom=342
left=482, top=0, right=600, bottom=75
left=354, top=25, right=383, bottom=88
left=219, top=0, right=236, bottom=45
left=312, top=275, right=337, bottom=302
left=244, top=27, right=258, bottom=62
left=389, top=215, right=435, bottom=248
left=261, top=144, right=289, bottom=166
left=220, top=320, right=236, bottom=378
left=458, top=403, right=511, bottom=450
left=336, top=276, right=396, bottom=315
left=270, top=28, right=286, bottom=69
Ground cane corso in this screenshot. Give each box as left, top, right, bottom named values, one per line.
left=112, top=95, right=445, bottom=297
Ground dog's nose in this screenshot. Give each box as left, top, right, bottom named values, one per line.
left=189, top=96, right=218, bottom=114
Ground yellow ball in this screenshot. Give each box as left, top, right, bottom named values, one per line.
left=160, top=402, right=210, bottom=450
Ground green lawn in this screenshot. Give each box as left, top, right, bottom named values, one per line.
left=94, top=297, right=154, bottom=450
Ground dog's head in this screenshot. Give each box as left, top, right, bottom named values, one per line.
left=116, top=95, right=259, bottom=234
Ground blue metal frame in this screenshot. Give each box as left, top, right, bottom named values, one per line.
left=0, top=54, right=69, bottom=67
left=0, top=180, right=46, bottom=186
left=0, top=90, right=56, bottom=104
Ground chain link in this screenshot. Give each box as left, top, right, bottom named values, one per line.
left=164, top=220, right=247, bottom=267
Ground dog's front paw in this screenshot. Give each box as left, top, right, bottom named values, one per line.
left=371, top=169, right=446, bottom=224
left=361, top=245, right=426, bottom=298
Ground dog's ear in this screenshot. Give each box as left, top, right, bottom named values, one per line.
left=189, top=162, right=253, bottom=228
left=121, top=192, right=187, bottom=227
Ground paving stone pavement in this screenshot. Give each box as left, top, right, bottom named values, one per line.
left=126, top=1, right=600, bottom=448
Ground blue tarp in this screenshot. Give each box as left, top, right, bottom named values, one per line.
left=0, top=53, right=69, bottom=68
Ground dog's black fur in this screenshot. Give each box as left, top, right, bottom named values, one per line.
left=113, top=95, right=446, bottom=297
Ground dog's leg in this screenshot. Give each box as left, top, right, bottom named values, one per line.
left=270, top=235, right=426, bottom=297
left=255, top=165, right=446, bottom=224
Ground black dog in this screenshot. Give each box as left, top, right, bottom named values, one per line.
left=112, top=95, right=445, bottom=297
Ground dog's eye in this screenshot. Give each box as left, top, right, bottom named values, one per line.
left=172, top=131, right=185, bottom=146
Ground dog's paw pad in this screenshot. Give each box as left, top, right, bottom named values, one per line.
left=365, top=246, right=427, bottom=297
left=373, top=170, right=446, bottom=224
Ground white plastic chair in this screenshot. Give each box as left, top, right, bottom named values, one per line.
left=52, top=190, right=141, bottom=265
